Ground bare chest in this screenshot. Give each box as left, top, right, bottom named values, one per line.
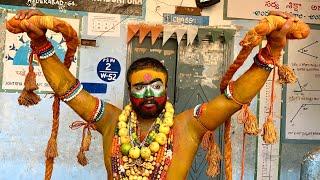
left=103, top=119, right=202, bottom=179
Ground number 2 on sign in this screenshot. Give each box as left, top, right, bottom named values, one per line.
left=105, top=63, right=111, bottom=71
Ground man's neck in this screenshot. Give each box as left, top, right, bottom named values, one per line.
left=138, top=116, right=156, bottom=131
left=137, top=116, right=156, bottom=141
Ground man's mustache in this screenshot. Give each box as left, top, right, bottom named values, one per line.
left=141, top=99, right=157, bottom=106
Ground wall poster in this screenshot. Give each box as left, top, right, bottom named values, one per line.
left=226, top=0, right=320, bottom=25
left=1, top=13, right=80, bottom=92
left=285, top=29, right=320, bottom=140
left=0, top=0, right=143, bottom=16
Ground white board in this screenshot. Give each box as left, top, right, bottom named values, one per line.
left=285, top=29, right=320, bottom=140
left=87, top=13, right=120, bottom=37
left=226, top=0, right=320, bottom=25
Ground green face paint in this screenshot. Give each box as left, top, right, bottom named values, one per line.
left=131, top=80, right=165, bottom=99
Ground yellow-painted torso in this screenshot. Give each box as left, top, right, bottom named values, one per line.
left=99, top=109, right=206, bottom=180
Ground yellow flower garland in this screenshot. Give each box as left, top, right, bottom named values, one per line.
left=117, top=102, right=174, bottom=159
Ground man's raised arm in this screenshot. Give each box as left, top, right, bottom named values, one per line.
left=184, top=12, right=310, bottom=131
left=6, top=9, right=120, bottom=133
left=39, top=53, right=121, bottom=133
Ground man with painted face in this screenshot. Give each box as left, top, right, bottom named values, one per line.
left=6, top=9, right=309, bottom=180
left=128, top=58, right=168, bottom=120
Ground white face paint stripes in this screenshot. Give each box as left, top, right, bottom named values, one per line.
left=131, top=81, right=165, bottom=98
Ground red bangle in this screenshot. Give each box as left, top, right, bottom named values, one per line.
left=59, top=79, right=80, bottom=100
left=30, top=41, right=53, bottom=55
left=258, top=49, right=272, bottom=65
left=89, top=98, right=100, bottom=121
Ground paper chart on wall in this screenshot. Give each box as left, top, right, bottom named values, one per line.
left=285, top=29, right=320, bottom=140
left=256, top=40, right=282, bottom=180
left=1, top=13, right=80, bottom=92
left=257, top=74, right=282, bottom=180
left=257, top=75, right=282, bottom=180
left=226, top=0, right=320, bottom=25
left=87, top=13, right=120, bottom=37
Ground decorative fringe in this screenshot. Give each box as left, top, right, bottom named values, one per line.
left=224, top=119, right=233, bottom=180
left=206, top=143, right=221, bottom=176
left=237, top=104, right=260, bottom=136
left=44, top=96, right=60, bottom=180
left=77, top=149, right=88, bottom=166
left=239, top=29, right=262, bottom=48
left=240, top=133, right=246, bottom=180
left=18, top=88, right=41, bottom=106
left=262, top=65, right=277, bottom=144
left=18, top=54, right=41, bottom=106
left=45, top=158, right=54, bottom=180
left=82, top=131, right=92, bottom=151
left=45, top=136, right=58, bottom=158
left=25, top=54, right=38, bottom=91
left=76, top=129, right=92, bottom=166
left=70, top=120, right=96, bottom=166
left=24, top=71, right=38, bottom=91
left=202, top=131, right=221, bottom=176
left=243, top=115, right=260, bottom=136
left=276, top=63, right=297, bottom=84
left=237, top=106, right=259, bottom=180
left=262, top=116, right=277, bottom=144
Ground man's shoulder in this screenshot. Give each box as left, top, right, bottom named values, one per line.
left=173, top=109, right=194, bottom=125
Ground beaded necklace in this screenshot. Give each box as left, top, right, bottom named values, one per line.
left=111, top=102, right=174, bottom=180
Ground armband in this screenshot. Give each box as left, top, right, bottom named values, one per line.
left=193, top=103, right=209, bottom=130
left=92, top=99, right=105, bottom=122
left=60, top=79, right=82, bottom=102
left=224, top=81, right=246, bottom=106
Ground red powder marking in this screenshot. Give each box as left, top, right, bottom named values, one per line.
left=144, top=73, right=152, bottom=82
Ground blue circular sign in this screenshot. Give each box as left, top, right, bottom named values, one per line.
left=97, top=57, right=121, bottom=82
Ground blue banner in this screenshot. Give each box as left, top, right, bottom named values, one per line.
left=82, top=82, right=107, bottom=94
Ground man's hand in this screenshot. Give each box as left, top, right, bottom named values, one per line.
left=6, top=9, right=46, bottom=41
left=265, top=11, right=298, bottom=58
left=15, top=9, right=44, bottom=20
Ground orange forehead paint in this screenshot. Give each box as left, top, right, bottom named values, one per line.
left=130, top=69, right=167, bottom=85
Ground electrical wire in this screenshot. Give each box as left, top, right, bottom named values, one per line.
left=154, top=5, right=164, bottom=17
left=153, top=0, right=176, bottom=7
left=180, top=0, right=185, bottom=6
